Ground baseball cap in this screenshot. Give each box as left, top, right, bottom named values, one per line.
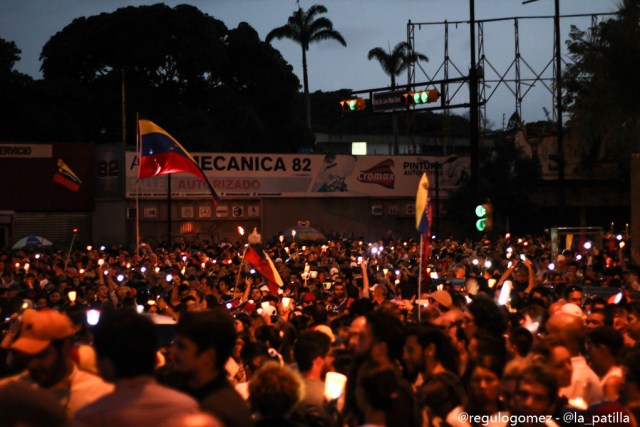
left=427, top=290, right=452, bottom=309
left=11, top=309, right=74, bottom=355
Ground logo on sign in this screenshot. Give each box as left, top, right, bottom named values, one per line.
left=232, top=206, right=244, bottom=218
left=357, top=160, right=395, bottom=189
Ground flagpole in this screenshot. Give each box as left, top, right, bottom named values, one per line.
left=418, top=234, right=423, bottom=322
left=136, top=112, right=140, bottom=252
left=64, top=230, right=77, bottom=270
left=233, top=245, right=249, bottom=302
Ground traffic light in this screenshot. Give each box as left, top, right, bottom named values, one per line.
left=475, top=203, right=493, bottom=231
left=403, top=89, right=439, bottom=105
left=339, top=97, right=367, bottom=112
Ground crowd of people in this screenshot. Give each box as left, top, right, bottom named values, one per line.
left=1, top=230, right=640, bottom=427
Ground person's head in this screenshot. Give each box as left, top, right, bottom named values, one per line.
left=464, top=295, right=507, bottom=340
left=10, top=309, right=75, bottom=388
left=530, top=338, right=573, bottom=389
left=508, top=326, right=533, bottom=359
left=626, top=301, right=640, bottom=341
left=355, top=366, right=400, bottom=417
left=332, top=282, right=346, bottom=300
left=564, top=285, right=584, bottom=306
left=427, top=290, right=452, bottom=313
left=358, top=309, right=405, bottom=365
left=464, top=353, right=504, bottom=409
left=248, top=363, right=303, bottom=419
left=294, top=330, right=333, bottom=375
left=372, top=284, right=388, bottom=303
left=544, top=311, right=585, bottom=356
left=174, top=307, right=236, bottom=378
left=403, top=324, right=459, bottom=378
left=348, top=315, right=367, bottom=350
left=586, top=308, right=609, bottom=330
left=586, top=326, right=624, bottom=377
left=92, top=308, right=157, bottom=381
left=513, top=364, right=558, bottom=421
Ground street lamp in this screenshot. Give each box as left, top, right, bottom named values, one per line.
left=432, top=155, right=458, bottom=238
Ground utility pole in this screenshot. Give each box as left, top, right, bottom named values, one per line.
left=469, top=0, right=480, bottom=194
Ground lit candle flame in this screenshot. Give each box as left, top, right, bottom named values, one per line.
left=238, top=226, right=245, bottom=236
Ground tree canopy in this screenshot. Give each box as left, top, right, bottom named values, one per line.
left=367, top=42, right=427, bottom=88
left=266, top=4, right=346, bottom=128
left=564, top=0, right=640, bottom=174
left=2, top=4, right=310, bottom=152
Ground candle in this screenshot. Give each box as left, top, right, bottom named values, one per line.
left=324, top=372, right=347, bottom=400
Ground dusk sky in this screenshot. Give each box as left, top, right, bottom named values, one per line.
left=1, top=0, right=618, bottom=125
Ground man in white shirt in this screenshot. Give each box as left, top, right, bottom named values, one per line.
left=546, top=310, right=603, bottom=406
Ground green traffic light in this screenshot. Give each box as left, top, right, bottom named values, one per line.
left=475, top=205, right=487, bottom=217
left=420, top=91, right=428, bottom=103
left=348, top=100, right=356, bottom=111
left=413, top=93, right=421, bottom=104
left=476, top=219, right=486, bottom=231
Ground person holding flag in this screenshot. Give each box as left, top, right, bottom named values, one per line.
left=242, top=228, right=284, bottom=297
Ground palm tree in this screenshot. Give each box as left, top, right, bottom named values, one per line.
left=367, top=41, right=428, bottom=88
left=368, top=42, right=428, bottom=154
left=266, top=4, right=346, bottom=129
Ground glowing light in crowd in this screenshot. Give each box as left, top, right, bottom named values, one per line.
left=166, top=274, right=173, bottom=282
left=484, top=260, right=492, bottom=269
left=584, top=241, right=592, bottom=250
left=238, top=226, right=245, bottom=236
left=87, top=245, right=92, bottom=251
left=68, top=291, right=77, bottom=302
left=324, top=372, right=347, bottom=401
left=141, top=267, right=147, bottom=273
left=282, top=297, right=291, bottom=309
left=548, top=263, right=555, bottom=271
left=498, top=281, right=512, bottom=305
left=116, top=274, right=124, bottom=282
left=86, top=310, right=101, bottom=326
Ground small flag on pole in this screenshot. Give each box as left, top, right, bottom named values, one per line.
left=138, top=119, right=220, bottom=206
left=415, top=172, right=430, bottom=234
left=244, top=228, right=283, bottom=296
left=53, top=159, right=82, bottom=192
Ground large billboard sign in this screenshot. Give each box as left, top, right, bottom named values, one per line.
left=125, top=152, right=469, bottom=199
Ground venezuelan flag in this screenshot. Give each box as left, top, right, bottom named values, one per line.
left=138, top=119, right=220, bottom=206
left=244, top=244, right=284, bottom=296
left=53, top=158, right=82, bottom=192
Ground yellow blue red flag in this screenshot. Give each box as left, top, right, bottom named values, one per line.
left=138, top=119, right=220, bottom=206
left=53, top=159, right=82, bottom=192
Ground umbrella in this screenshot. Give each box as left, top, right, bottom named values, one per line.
left=12, top=235, right=53, bottom=250
left=282, top=225, right=327, bottom=243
